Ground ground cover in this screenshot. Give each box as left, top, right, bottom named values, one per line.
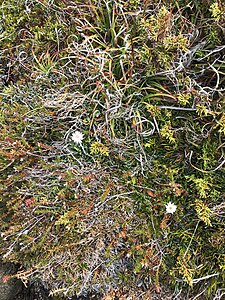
left=0, top=0, right=225, bottom=299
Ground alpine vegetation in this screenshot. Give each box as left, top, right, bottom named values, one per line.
left=0, top=0, right=225, bottom=299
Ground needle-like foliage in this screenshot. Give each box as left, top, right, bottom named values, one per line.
left=0, top=0, right=225, bottom=299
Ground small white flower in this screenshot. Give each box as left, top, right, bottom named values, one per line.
left=71, top=131, right=84, bottom=144
left=165, top=202, right=177, bottom=214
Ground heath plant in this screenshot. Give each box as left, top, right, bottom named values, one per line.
left=0, top=1, right=225, bottom=299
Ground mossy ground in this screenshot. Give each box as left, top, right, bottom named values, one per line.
left=0, top=0, right=225, bottom=299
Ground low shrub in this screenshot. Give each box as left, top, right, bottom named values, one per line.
left=0, top=0, right=224, bottom=299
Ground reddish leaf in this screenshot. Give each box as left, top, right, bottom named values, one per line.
left=3, top=275, right=10, bottom=283
left=155, top=284, right=161, bottom=293
left=25, top=198, right=35, bottom=207
left=147, top=189, right=155, bottom=198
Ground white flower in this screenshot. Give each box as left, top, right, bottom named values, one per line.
left=71, top=131, right=84, bottom=144
left=165, top=202, right=177, bottom=214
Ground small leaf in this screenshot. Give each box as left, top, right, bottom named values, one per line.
left=147, top=189, right=155, bottom=197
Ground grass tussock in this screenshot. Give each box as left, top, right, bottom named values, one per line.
left=0, top=0, right=225, bottom=299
